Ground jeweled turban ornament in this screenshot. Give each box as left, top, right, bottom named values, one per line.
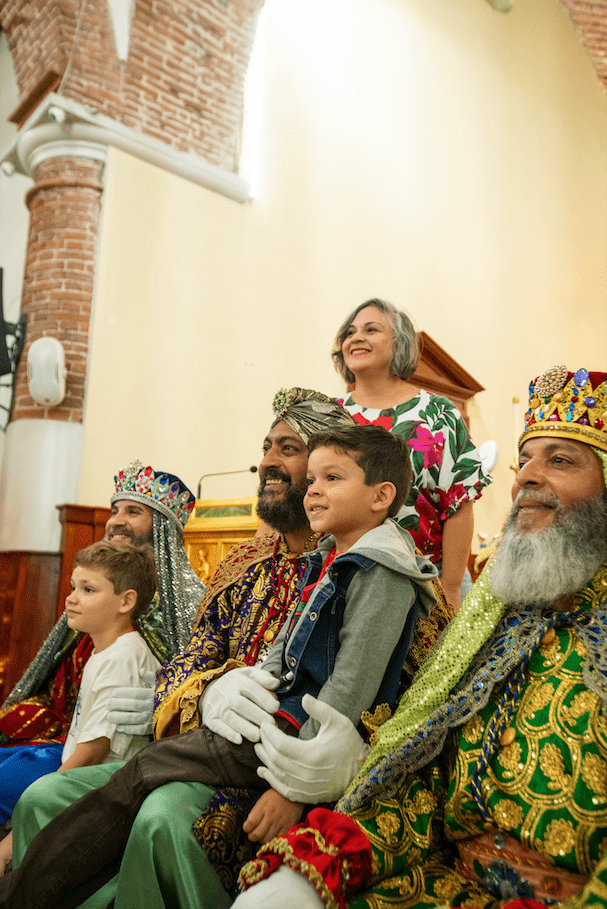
left=272, top=387, right=355, bottom=444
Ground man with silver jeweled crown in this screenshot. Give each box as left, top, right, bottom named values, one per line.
left=0, top=461, right=203, bottom=824
left=233, top=364, right=607, bottom=909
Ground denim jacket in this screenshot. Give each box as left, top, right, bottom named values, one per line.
left=262, top=519, right=438, bottom=739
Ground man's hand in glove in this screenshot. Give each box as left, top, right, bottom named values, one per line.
left=255, top=694, right=370, bottom=803
left=107, top=669, right=156, bottom=736
left=199, top=666, right=280, bottom=744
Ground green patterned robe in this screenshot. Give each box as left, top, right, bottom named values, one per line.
left=347, top=566, right=607, bottom=909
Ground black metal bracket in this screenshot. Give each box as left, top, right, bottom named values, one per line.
left=0, top=267, right=28, bottom=431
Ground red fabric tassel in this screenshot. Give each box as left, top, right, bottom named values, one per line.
left=240, top=807, right=372, bottom=909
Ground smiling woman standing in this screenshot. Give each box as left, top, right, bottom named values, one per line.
left=332, top=299, right=492, bottom=611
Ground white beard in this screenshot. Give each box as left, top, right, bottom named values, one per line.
left=490, top=492, right=607, bottom=606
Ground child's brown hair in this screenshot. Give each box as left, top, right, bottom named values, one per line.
left=307, top=424, right=412, bottom=517
left=74, top=540, right=157, bottom=621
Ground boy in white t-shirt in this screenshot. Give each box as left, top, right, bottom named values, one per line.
left=0, top=540, right=161, bottom=872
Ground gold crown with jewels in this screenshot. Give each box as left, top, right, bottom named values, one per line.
left=519, top=364, right=607, bottom=453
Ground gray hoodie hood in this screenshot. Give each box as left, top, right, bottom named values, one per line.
left=316, top=517, right=438, bottom=618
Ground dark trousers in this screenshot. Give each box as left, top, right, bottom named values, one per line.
left=0, top=719, right=296, bottom=909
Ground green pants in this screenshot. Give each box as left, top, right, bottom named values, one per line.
left=13, top=764, right=232, bottom=909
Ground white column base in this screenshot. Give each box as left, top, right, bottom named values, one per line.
left=0, top=418, right=83, bottom=552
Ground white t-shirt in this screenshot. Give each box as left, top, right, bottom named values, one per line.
left=62, top=631, right=161, bottom=764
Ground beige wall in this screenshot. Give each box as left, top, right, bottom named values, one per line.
left=79, top=0, right=607, bottom=548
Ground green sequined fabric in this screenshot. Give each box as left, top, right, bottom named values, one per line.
left=340, top=562, right=607, bottom=815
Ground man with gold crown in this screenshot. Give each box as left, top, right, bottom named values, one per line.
left=0, top=462, right=202, bottom=829
left=232, top=364, right=607, bottom=909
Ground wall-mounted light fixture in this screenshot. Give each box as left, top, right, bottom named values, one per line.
left=27, top=337, right=67, bottom=407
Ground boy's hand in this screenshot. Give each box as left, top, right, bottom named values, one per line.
left=0, top=831, right=12, bottom=877
left=255, top=694, right=370, bottom=802
left=199, top=667, right=279, bottom=744
left=242, top=789, right=304, bottom=843
left=107, top=669, right=156, bottom=735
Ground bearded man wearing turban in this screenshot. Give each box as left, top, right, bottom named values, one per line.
left=0, top=390, right=367, bottom=908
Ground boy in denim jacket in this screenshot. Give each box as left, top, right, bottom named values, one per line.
left=0, top=425, right=438, bottom=908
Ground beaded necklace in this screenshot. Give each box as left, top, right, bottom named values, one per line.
left=244, top=536, right=310, bottom=666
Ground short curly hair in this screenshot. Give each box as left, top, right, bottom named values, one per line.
left=331, top=298, right=420, bottom=385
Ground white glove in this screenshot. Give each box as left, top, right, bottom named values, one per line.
left=106, top=669, right=156, bottom=735
left=199, top=666, right=280, bottom=745
left=232, top=865, right=323, bottom=909
left=255, top=694, right=370, bottom=803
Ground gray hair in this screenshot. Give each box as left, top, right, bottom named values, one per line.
left=331, top=298, right=420, bottom=385
left=490, top=491, right=607, bottom=607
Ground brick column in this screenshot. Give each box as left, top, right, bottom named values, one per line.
left=13, top=155, right=104, bottom=422
left=0, top=0, right=268, bottom=553
left=0, top=149, right=106, bottom=552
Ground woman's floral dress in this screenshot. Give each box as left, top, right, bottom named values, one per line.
left=342, top=390, right=492, bottom=564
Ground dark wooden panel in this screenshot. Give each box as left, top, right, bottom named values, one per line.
left=0, top=555, right=19, bottom=699
left=411, top=332, right=485, bottom=430
left=0, top=552, right=60, bottom=702
left=56, top=505, right=111, bottom=621
left=8, top=70, right=62, bottom=127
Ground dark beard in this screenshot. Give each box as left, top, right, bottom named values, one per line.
left=490, top=493, right=607, bottom=606
left=107, top=528, right=153, bottom=547
left=256, top=476, right=308, bottom=535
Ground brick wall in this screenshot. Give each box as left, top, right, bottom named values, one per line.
left=12, top=156, right=104, bottom=422
left=0, top=0, right=266, bottom=171
left=559, top=0, right=607, bottom=90
left=0, top=0, right=266, bottom=425
left=1, top=0, right=68, bottom=93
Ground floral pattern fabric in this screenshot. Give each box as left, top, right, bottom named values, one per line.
left=342, top=391, right=492, bottom=563
left=238, top=566, right=607, bottom=909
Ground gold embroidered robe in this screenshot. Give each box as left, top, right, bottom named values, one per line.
left=348, top=568, right=607, bottom=909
